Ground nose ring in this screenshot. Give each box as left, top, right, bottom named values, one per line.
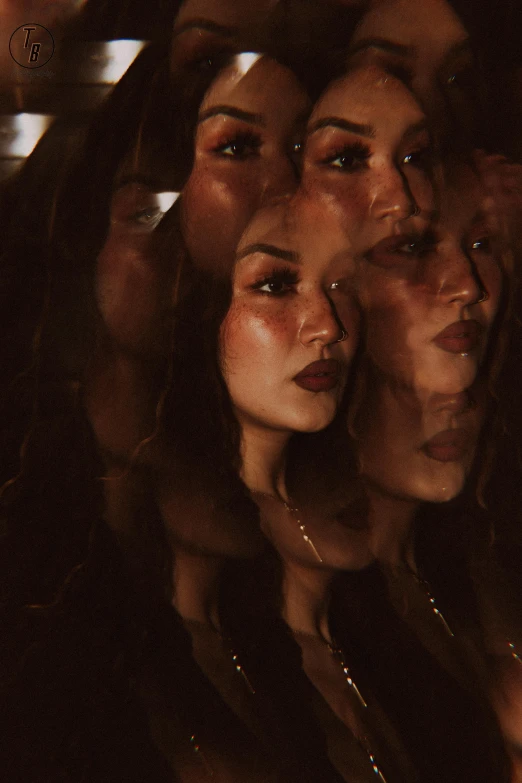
left=477, top=290, right=489, bottom=303
left=409, top=203, right=421, bottom=217
left=335, top=329, right=348, bottom=343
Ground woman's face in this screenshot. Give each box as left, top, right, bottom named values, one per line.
left=220, top=197, right=360, bottom=436
left=182, top=55, right=310, bottom=271
left=357, top=165, right=503, bottom=396
left=171, top=0, right=277, bottom=70
left=95, top=176, right=179, bottom=355
left=302, top=65, right=434, bottom=253
left=359, top=379, right=486, bottom=504
left=350, top=0, right=474, bottom=133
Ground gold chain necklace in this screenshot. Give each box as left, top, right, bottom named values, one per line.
left=391, top=564, right=455, bottom=638
left=251, top=490, right=323, bottom=564
left=282, top=500, right=323, bottom=564
left=326, top=638, right=387, bottom=782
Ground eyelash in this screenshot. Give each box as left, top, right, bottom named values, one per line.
left=470, top=236, right=493, bottom=254
left=129, top=206, right=164, bottom=229
left=321, top=141, right=372, bottom=172
left=394, top=233, right=438, bottom=258
left=213, top=130, right=262, bottom=160
left=251, top=267, right=300, bottom=296
left=401, top=145, right=433, bottom=171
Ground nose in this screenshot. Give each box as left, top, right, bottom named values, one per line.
left=433, top=245, right=483, bottom=306
left=298, top=291, right=346, bottom=347
left=369, top=165, right=416, bottom=221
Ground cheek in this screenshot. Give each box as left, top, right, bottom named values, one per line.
left=221, top=301, right=295, bottom=378
left=182, top=163, right=261, bottom=269
left=362, top=283, right=428, bottom=370
left=96, top=231, right=169, bottom=348
left=302, top=167, right=370, bottom=229
left=404, top=166, right=434, bottom=213
left=480, top=263, right=503, bottom=323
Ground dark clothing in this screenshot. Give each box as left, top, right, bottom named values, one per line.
left=0, top=522, right=342, bottom=782
left=332, top=565, right=511, bottom=783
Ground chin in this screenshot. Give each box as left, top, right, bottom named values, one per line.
left=291, top=411, right=337, bottom=433
left=410, top=474, right=466, bottom=504
left=417, top=357, right=480, bottom=396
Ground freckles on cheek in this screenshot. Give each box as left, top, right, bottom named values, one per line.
left=222, top=300, right=294, bottom=367
left=303, top=169, right=370, bottom=227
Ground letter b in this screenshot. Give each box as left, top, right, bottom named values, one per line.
left=29, top=43, right=40, bottom=63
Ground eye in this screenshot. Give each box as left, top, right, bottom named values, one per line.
left=322, top=142, right=371, bottom=172
left=328, top=277, right=354, bottom=297
left=444, top=64, right=477, bottom=92
left=401, top=146, right=433, bottom=171
left=470, top=236, right=493, bottom=254
left=214, top=131, right=262, bottom=160
left=252, top=268, right=299, bottom=296
left=130, top=206, right=164, bottom=230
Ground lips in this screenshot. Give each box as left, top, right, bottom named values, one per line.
left=294, top=359, right=341, bottom=392
left=433, top=320, right=483, bottom=354
left=421, top=428, right=470, bottom=462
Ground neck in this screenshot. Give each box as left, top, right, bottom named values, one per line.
left=282, top=560, right=333, bottom=644
left=366, top=482, right=420, bottom=572
left=239, top=417, right=292, bottom=501
left=172, top=549, right=223, bottom=631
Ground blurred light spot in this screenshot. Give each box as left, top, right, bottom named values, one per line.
left=85, top=40, right=146, bottom=84
left=156, top=191, right=180, bottom=213
left=0, top=114, right=54, bottom=158
left=233, top=52, right=263, bottom=77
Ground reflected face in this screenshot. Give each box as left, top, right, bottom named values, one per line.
left=358, top=165, right=503, bottom=395
left=95, top=178, right=179, bottom=355
left=350, top=0, right=474, bottom=133
left=174, top=0, right=277, bottom=37
left=359, top=380, right=486, bottom=503
left=303, top=65, right=433, bottom=251
left=220, top=198, right=360, bottom=436
left=182, top=55, right=309, bottom=271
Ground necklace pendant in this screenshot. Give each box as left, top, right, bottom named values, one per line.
left=415, top=575, right=455, bottom=638
left=366, top=751, right=387, bottom=782
left=190, top=734, right=214, bottom=777
left=229, top=647, right=256, bottom=694
left=347, top=674, right=368, bottom=709
left=302, top=532, right=323, bottom=563
left=329, top=645, right=368, bottom=708
left=508, top=641, right=522, bottom=665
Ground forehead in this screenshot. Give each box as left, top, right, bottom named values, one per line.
left=352, top=0, right=468, bottom=54
left=313, top=67, right=423, bottom=124
left=201, top=56, right=307, bottom=114
left=238, top=200, right=351, bottom=258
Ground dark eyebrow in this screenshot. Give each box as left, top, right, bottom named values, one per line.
left=113, top=174, right=169, bottom=191
left=402, top=119, right=429, bottom=142
left=469, top=208, right=495, bottom=230
left=173, top=18, right=238, bottom=39
left=236, top=243, right=300, bottom=263
left=442, top=37, right=473, bottom=63
left=198, top=105, right=266, bottom=126
left=349, top=37, right=416, bottom=59
left=308, top=117, right=375, bottom=138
